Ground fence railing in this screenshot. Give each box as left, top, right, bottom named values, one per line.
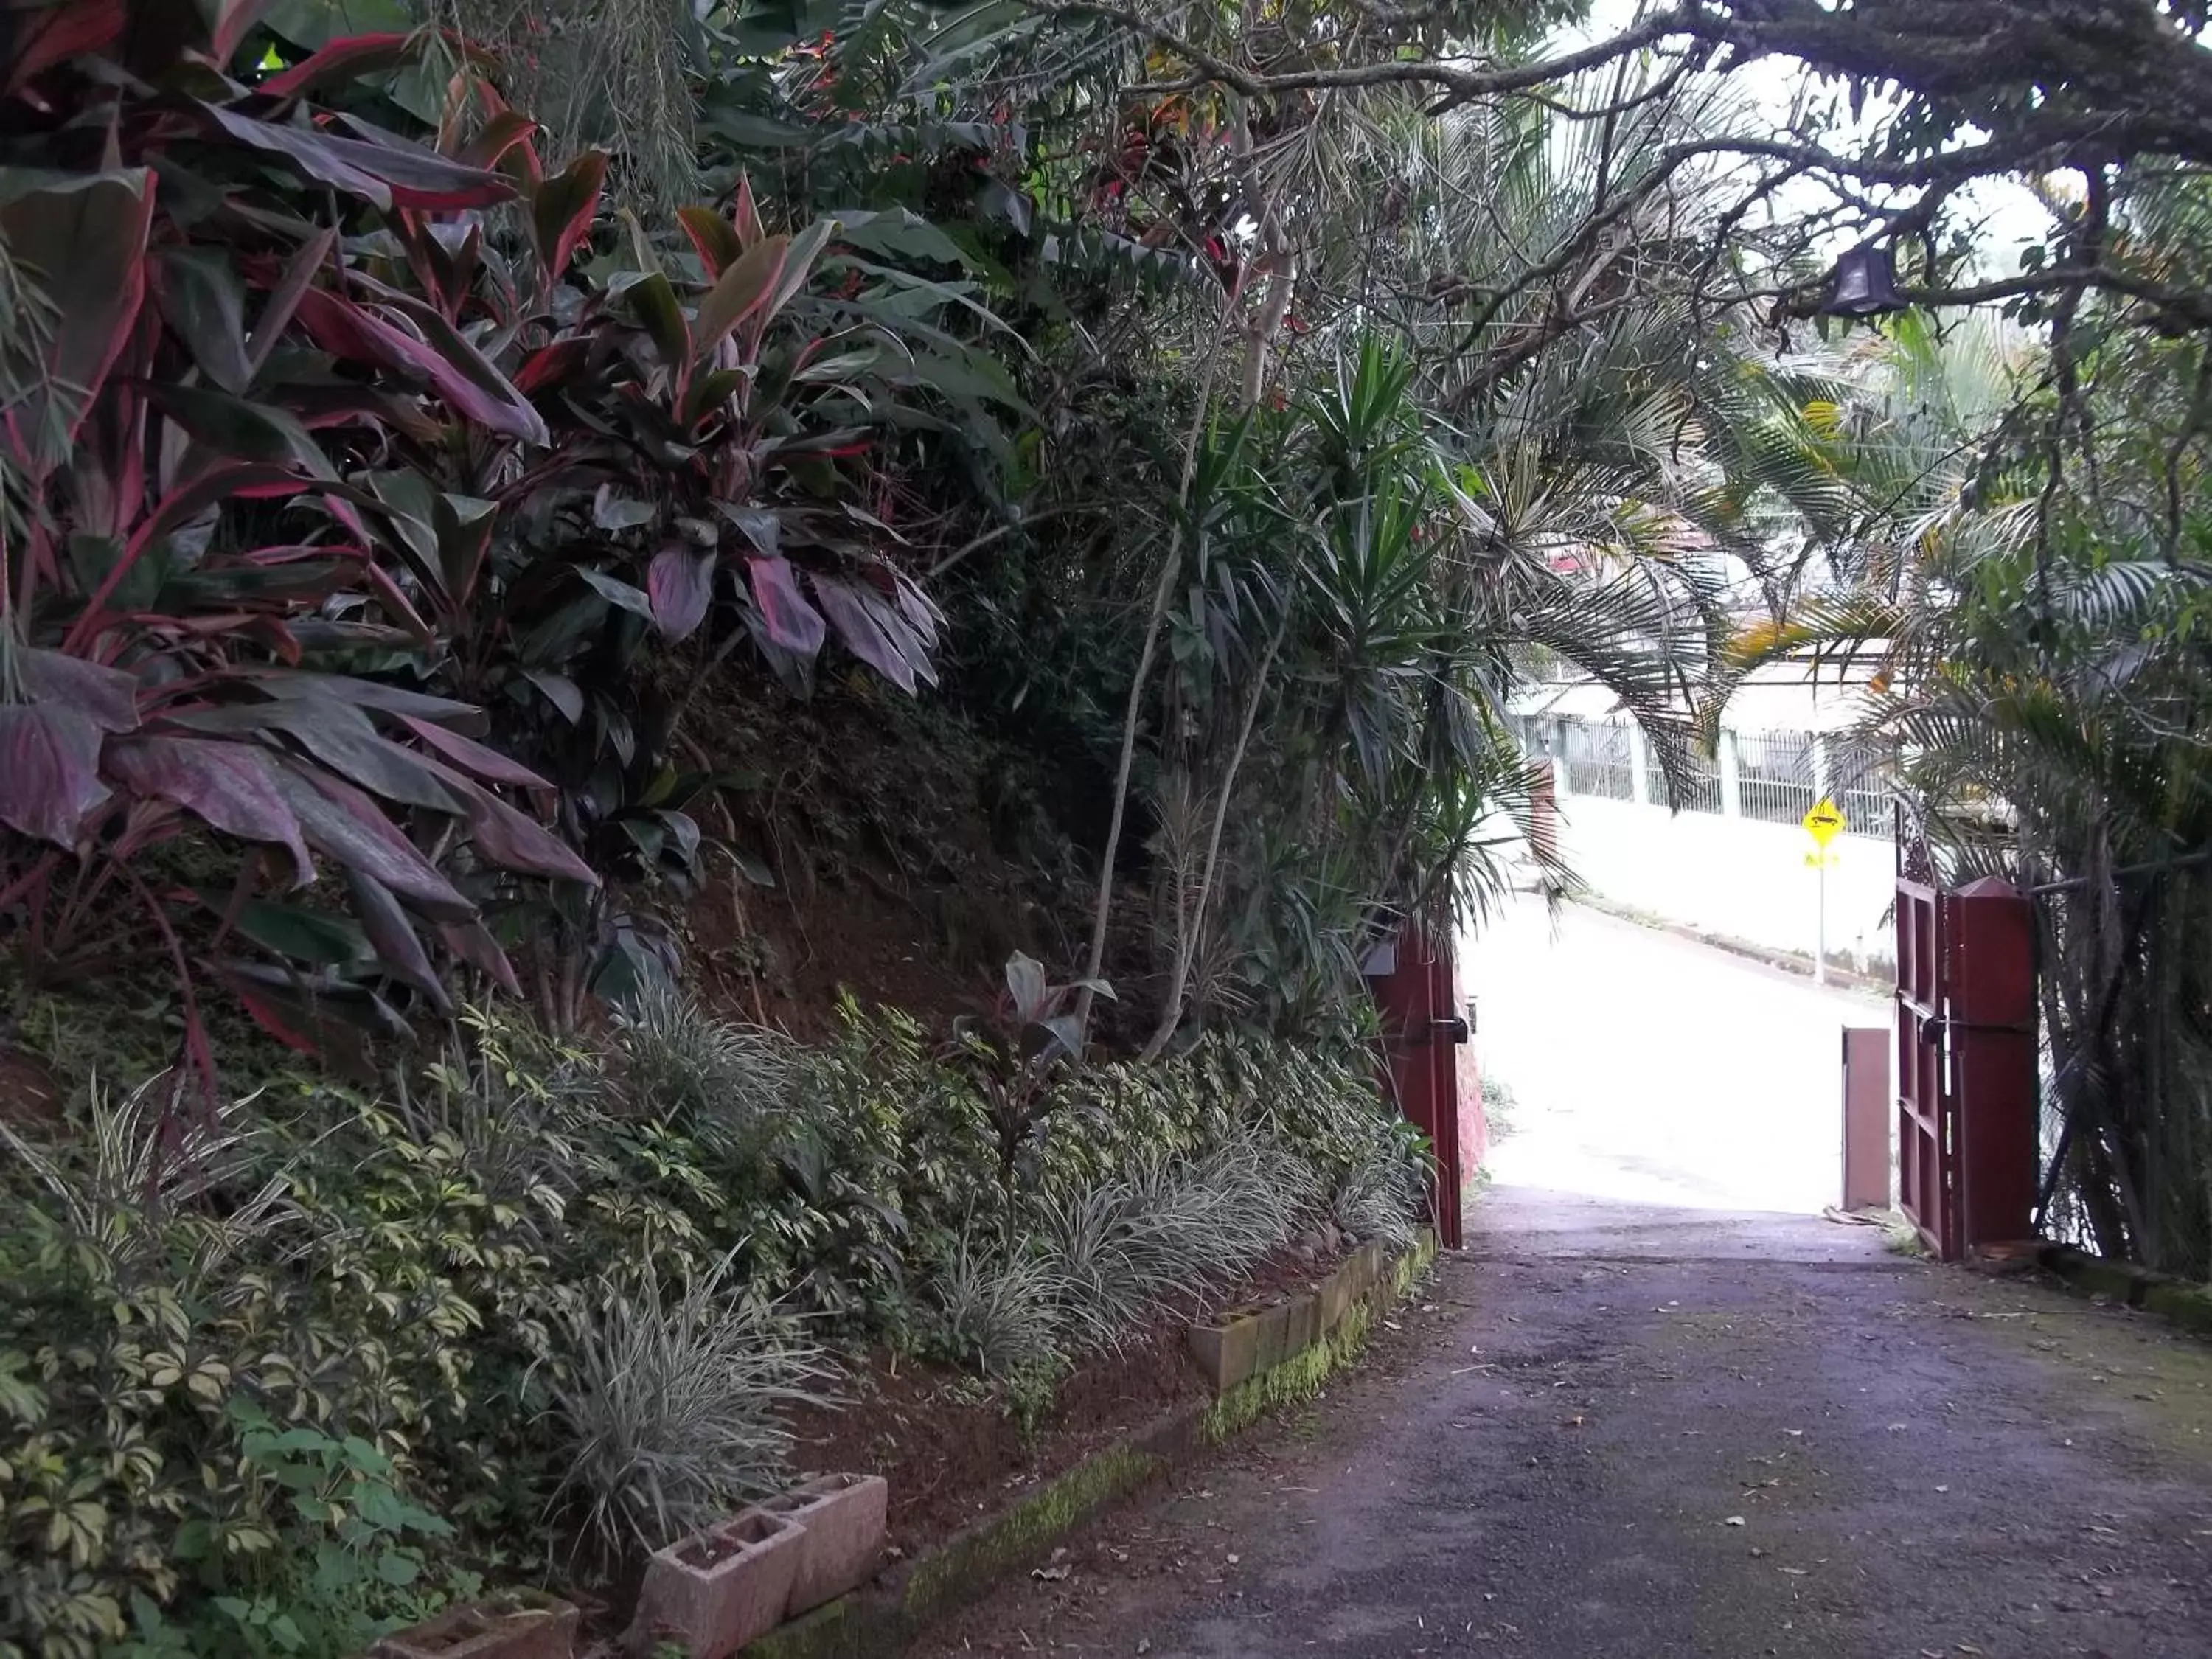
left=1734, top=727, right=1818, bottom=827
left=1656, top=746, right=1724, bottom=815
left=1559, top=718, right=1635, bottom=801
left=1828, top=737, right=1895, bottom=837
left=1522, top=714, right=1893, bottom=832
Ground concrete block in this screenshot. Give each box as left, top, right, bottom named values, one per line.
left=1350, top=1239, right=1387, bottom=1293
left=1315, top=1259, right=1360, bottom=1333
left=375, top=1590, right=577, bottom=1659
left=1279, top=1291, right=1321, bottom=1360
left=763, top=1475, right=888, bottom=1617
left=1186, top=1299, right=1292, bottom=1394
left=637, top=1508, right=807, bottom=1659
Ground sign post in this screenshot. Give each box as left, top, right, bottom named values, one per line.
left=1803, top=798, right=1846, bottom=984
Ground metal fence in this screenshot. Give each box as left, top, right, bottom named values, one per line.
left=2031, top=858, right=2212, bottom=1280
left=1514, top=714, right=1894, bottom=830
left=1559, top=720, right=1635, bottom=801
left=1733, top=728, right=1818, bottom=827
left=1827, top=737, right=1895, bottom=837
left=1657, top=742, right=1724, bottom=815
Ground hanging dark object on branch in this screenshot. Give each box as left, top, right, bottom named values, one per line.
left=1823, top=244, right=1905, bottom=318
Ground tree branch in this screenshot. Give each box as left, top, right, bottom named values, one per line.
left=1023, top=0, right=2212, bottom=169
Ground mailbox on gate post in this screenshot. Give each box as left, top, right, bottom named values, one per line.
left=1840, top=1026, right=1891, bottom=1211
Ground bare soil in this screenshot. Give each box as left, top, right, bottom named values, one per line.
left=669, top=670, right=1091, bottom=1041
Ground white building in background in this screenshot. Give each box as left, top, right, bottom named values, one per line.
left=1509, top=655, right=1898, bottom=975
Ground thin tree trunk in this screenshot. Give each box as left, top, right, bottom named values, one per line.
left=1241, top=249, right=1295, bottom=407
left=1228, top=94, right=1295, bottom=411
left=1141, top=603, right=1293, bottom=1058
left=1072, top=320, right=1235, bottom=1037
left=1119, top=88, right=1298, bottom=1048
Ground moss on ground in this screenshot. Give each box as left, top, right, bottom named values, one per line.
left=740, top=1594, right=878, bottom=1659
left=2143, top=1280, right=2212, bottom=1337
left=1203, top=1231, right=1439, bottom=1441
left=899, top=1444, right=1167, bottom=1624
left=1947, top=1271, right=2212, bottom=1468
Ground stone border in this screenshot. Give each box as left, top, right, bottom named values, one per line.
left=2038, top=1243, right=2212, bottom=1337
left=1185, top=1237, right=1389, bottom=1394
left=740, top=1230, right=1439, bottom=1659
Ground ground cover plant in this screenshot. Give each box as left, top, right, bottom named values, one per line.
left=0, top=981, right=1422, bottom=1658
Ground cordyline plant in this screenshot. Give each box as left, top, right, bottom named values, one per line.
left=0, top=0, right=1006, bottom=1062
left=0, top=2, right=601, bottom=1068
left=949, top=951, right=1114, bottom=1186
left=353, top=144, right=965, bottom=1003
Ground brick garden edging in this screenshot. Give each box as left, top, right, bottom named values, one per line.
left=737, top=1229, right=1440, bottom=1659
left=2037, top=1243, right=2212, bottom=1337
left=1185, top=1238, right=1391, bottom=1394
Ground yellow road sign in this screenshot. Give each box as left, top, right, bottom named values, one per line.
left=1804, top=849, right=1838, bottom=869
left=1803, top=797, right=1846, bottom=846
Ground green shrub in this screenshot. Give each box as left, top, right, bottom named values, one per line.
left=923, top=1233, right=1068, bottom=1381
left=105, top=1406, right=465, bottom=1659
left=610, top=984, right=799, bottom=1146
left=1020, top=1052, right=1232, bottom=1197
left=543, top=1253, right=835, bottom=1569
left=1324, top=1116, right=1433, bottom=1249
left=0, top=995, right=1411, bottom=1651
left=1024, top=1178, right=1179, bottom=1351
left=0, top=1085, right=476, bottom=1659
left=1022, top=1133, right=1319, bottom=1357
left=912, top=1031, right=1423, bottom=1417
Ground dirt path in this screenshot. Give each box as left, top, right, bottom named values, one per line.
left=916, top=1197, right=2212, bottom=1658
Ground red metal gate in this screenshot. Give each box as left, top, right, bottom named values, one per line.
left=1895, top=840, right=2039, bottom=1259
left=1367, top=920, right=1481, bottom=1248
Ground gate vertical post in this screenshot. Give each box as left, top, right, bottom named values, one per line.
left=1427, top=940, right=1468, bottom=1248
left=1945, top=877, right=2039, bottom=1251
left=1529, top=760, right=1559, bottom=869
left=1840, top=1027, right=1891, bottom=1211
left=1364, top=920, right=1469, bottom=1250
left=1895, top=852, right=1952, bottom=1256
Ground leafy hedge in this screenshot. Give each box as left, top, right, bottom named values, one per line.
left=0, top=1003, right=1415, bottom=1659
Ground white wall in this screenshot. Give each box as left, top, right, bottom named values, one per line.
left=1551, top=793, right=1896, bottom=972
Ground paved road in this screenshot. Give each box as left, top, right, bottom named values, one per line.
left=919, top=912, right=2212, bottom=1658
left=1467, top=898, right=1889, bottom=1220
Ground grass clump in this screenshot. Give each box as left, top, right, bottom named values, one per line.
left=546, top=1252, right=837, bottom=1565
left=611, top=980, right=799, bottom=1141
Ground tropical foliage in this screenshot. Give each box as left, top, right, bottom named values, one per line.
left=0, top=0, right=1832, bottom=1069
left=1730, top=299, right=2212, bottom=1277
left=33, top=0, right=2212, bottom=1650
left=0, top=0, right=1013, bottom=1064
left=0, top=998, right=1412, bottom=1657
